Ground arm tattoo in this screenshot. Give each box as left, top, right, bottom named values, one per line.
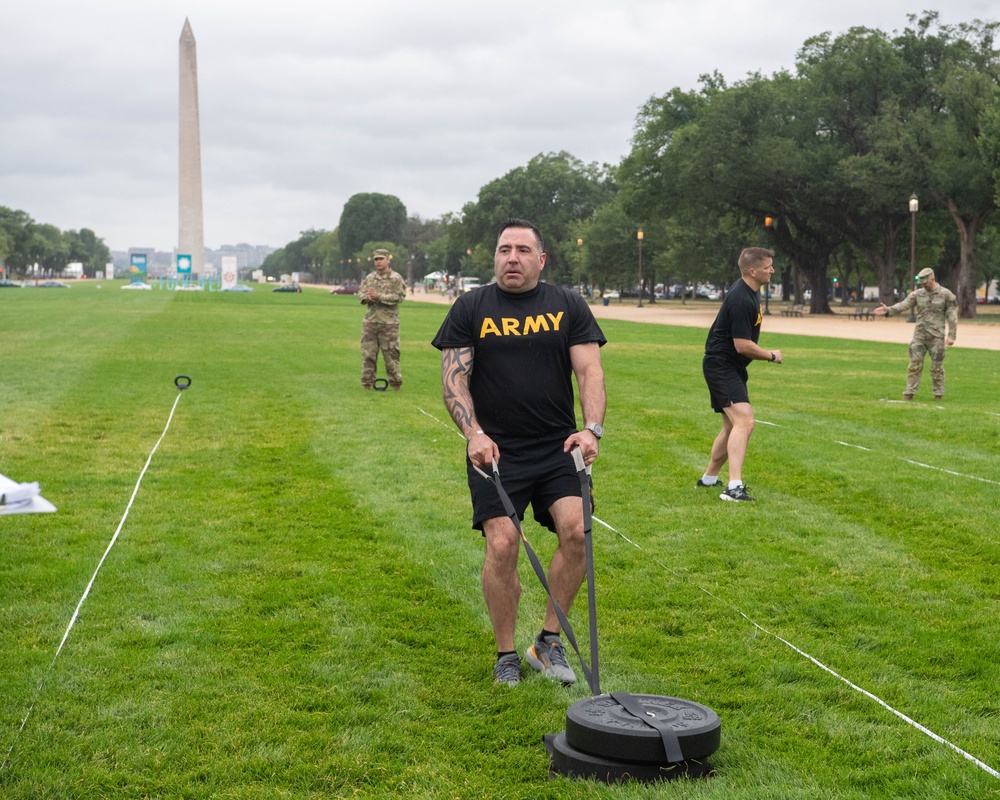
left=441, top=347, right=476, bottom=431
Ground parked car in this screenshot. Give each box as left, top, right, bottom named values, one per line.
left=222, top=284, right=254, bottom=292
left=0, top=279, right=22, bottom=288
left=603, top=290, right=620, bottom=299
left=273, top=283, right=301, bottom=293
left=37, top=280, right=71, bottom=288
left=121, top=282, right=153, bottom=290
left=330, top=285, right=358, bottom=294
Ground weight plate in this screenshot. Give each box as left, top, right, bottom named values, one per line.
left=544, top=732, right=711, bottom=784
left=564, top=694, right=720, bottom=764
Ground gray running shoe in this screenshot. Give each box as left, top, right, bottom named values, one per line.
left=720, top=484, right=754, bottom=502
left=493, top=653, right=522, bottom=687
left=525, top=634, right=577, bottom=685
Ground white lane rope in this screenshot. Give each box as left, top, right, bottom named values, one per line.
left=593, top=515, right=999, bottom=780
left=2, top=377, right=191, bottom=772
left=757, top=419, right=1000, bottom=487
left=417, top=404, right=999, bottom=781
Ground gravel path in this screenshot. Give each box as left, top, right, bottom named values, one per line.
left=405, top=290, right=1000, bottom=351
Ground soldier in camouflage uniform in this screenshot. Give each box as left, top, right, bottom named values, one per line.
left=359, top=249, right=407, bottom=390
left=874, top=268, right=957, bottom=400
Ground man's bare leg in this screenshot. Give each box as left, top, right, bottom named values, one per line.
left=540, top=495, right=586, bottom=634
left=721, top=402, right=755, bottom=484
left=704, top=413, right=734, bottom=478
left=481, top=516, right=521, bottom=652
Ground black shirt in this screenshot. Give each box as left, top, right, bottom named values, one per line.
left=704, top=279, right=762, bottom=368
left=431, top=282, right=606, bottom=440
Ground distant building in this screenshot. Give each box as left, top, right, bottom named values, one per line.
left=111, top=243, right=276, bottom=279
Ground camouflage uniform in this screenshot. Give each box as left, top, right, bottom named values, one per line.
left=359, top=265, right=407, bottom=388
left=885, top=283, right=957, bottom=399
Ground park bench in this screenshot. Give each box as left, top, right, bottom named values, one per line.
left=850, top=305, right=874, bottom=319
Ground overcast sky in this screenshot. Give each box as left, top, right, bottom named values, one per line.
left=1, top=2, right=994, bottom=253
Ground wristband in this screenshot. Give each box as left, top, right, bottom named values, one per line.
left=466, top=429, right=484, bottom=441
left=770, top=352, right=776, bottom=362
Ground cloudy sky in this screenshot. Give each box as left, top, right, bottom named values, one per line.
left=1, top=1, right=994, bottom=253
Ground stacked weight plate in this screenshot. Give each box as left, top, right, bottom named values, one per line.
left=544, top=693, right=721, bottom=784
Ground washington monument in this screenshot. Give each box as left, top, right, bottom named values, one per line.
left=179, top=18, right=204, bottom=275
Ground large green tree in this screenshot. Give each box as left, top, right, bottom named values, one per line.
left=897, top=14, right=1000, bottom=317
left=401, top=215, right=446, bottom=284
left=578, top=197, right=640, bottom=296
left=795, top=26, right=923, bottom=303
left=66, top=228, right=111, bottom=275
left=302, top=229, right=341, bottom=283
left=461, top=151, right=617, bottom=283
left=624, top=71, right=848, bottom=313
left=27, top=223, right=70, bottom=275
left=338, top=193, right=407, bottom=258
left=618, top=14, right=1000, bottom=315
left=0, top=207, right=34, bottom=276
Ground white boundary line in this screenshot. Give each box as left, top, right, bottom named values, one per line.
left=417, top=405, right=998, bottom=781
left=3, top=388, right=187, bottom=772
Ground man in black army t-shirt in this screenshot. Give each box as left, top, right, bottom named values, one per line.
left=431, top=217, right=607, bottom=687
left=698, top=247, right=783, bottom=502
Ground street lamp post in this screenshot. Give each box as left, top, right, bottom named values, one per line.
left=908, top=194, right=919, bottom=323
left=577, top=237, right=584, bottom=295
left=637, top=230, right=644, bottom=308
left=763, top=216, right=775, bottom=315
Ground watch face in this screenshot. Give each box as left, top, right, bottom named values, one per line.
left=587, top=423, right=604, bottom=438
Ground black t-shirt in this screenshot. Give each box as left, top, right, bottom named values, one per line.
left=431, top=282, right=606, bottom=440
left=704, top=279, right=762, bottom=368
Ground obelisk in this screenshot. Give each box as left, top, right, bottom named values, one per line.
left=179, top=18, right=204, bottom=275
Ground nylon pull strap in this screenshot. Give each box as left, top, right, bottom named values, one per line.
left=572, top=447, right=600, bottom=696
left=475, top=458, right=598, bottom=694
left=610, top=691, right=685, bottom=764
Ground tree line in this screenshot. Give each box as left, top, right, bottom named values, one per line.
left=0, top=206, right=112, bottom=279
left=267, top=13, right=999, bottom=318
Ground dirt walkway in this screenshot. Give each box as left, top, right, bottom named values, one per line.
left=404, top=290, right=1000, bottom=351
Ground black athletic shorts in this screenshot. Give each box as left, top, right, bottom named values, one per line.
left=466, top=435, right=582, bottom=533
left=703, top=355, right=750, bottom=413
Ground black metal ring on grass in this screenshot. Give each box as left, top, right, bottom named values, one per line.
left=174, top=375, right=192, bottom=390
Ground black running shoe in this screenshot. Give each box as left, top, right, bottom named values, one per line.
left=695, top=478, right=718, bottom=488
left=720, top=484, right=754, bottom=502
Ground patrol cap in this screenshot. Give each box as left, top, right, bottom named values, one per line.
left=916, top=267, right=934, bottom=283
left=372, top=248, right=390, bottom=260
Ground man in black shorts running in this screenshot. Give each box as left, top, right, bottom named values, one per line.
left=431, top=217, right=607, bottom=686
left=698, top=247, right=782, bottom=502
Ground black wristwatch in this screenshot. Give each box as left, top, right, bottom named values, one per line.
left=584, top=422, right=604, bottom=439
left=770, top=352, right=776, bottom=362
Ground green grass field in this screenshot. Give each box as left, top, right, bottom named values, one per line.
left=1, top=282, right=998, bottom=799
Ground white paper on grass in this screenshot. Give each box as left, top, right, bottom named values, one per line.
left=0, top=474, right=56, bottom=515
